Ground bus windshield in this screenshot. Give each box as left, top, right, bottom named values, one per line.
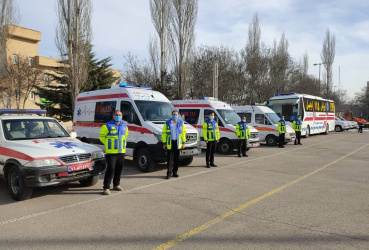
left=135, top=100, right=176, bottom=122
left=265, top=113, right=280, bottom=124
left=217, top=109, right=241, bottom=125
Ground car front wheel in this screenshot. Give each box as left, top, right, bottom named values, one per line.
left=8, top=166, right=33, bottom=201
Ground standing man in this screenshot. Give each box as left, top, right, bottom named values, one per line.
left=162, top=110, right=186, bottom=179
left=236, top=116, right=250, bottom=157
left=358, top=117, right=364, bottom=133
left=203, top=111, right=220, bottom=168
left=278, top=115, right=286, bottom=148
left=293, top=115, right=302, bottom=145
left=99, top=110, right=129, bottom=195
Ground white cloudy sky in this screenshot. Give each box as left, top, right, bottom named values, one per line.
left=17, top=0, right=369, bottom=99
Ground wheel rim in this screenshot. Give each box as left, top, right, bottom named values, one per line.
left=220, top=142, right=230, bottom=153
left=139, top=155, right=147, bottom=168
left=267, top=137, right=275, bottom=145
left=10, top=172, right=20, bottom=194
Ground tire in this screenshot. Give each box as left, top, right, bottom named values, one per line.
left=324, top=124, right=329, bottom=135
left=335, top=125, right=342, bottom=132
left=80, top=137, right=88, bottom=143
left=136, top=148, right=155, bottom=172
left=179, top=156, right=193, bottom=166
left=217, top=139, right=233, bottom=154
left=8, top=166, right=33, bottom=201
left=304, top=126, right=310, bottom=138
left=79, top=175, right=99, bottom=187
left=265, top=135, right=277, bottom=146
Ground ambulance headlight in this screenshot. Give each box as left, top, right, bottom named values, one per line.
left=153, top=132, right=162, bottom=142
left=25, top=158, right=61, bottom=167
left=92, top=151, right=105, bottom=159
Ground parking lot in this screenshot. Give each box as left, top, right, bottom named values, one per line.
left=1, top=129, right=369, bottom=250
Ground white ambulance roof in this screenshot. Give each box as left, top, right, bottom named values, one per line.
left=77, top=85, right=169, bottom=102
left=269, top=93, right=333, bottom=102
left=232, top=105, right=275, bottom=113
left=172, top=99, right=233, bottom=110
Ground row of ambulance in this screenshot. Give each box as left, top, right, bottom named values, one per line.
left=73, top=83, right=296, bottom=173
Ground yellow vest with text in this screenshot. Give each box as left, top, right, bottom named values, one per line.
left=292, top=119, right=302, bottom=132
left=203, top=119, right=220, bottom=141
left=99, top=120, right=129, bottom=154
left=278, top=120, right=286, bottom=134
left=236, top=121, right=250, bottom=139
left=162, top=119, right=186, bottom=150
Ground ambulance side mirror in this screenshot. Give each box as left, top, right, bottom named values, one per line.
left=70, top=132, right=77, bottom=138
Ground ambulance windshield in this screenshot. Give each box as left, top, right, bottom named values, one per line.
left=265, top=113, right=280, bottom=124
left=217, top=109, right=241, bottom=125
left=135, top=100, right=176, bottom=122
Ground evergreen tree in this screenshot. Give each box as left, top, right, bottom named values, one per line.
left=35, top=48, right=119, bottom=121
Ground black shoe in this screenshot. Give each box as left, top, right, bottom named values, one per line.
left=242, top=154, right=248, bottom=157
left=279, top=146, right=284, bottom=148
left=298, top=143, right=302, bottom=145
left=238, top=155, right=241, bottom=157
left=210, top=164, right=217, bottom=167
left=172, top=173, right=179, bottom=178
left=166, top=174, right=171, bottom=179
left=206, top=164, right=210, bottom=168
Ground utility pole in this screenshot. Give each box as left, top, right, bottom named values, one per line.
left=213, top=62, right=218, bottom=98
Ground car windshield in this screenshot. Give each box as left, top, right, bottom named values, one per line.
left=265, top=112, right=280, bottom=124
left=217, top=109, right=241, bottom=125
left=2, top=119, right=70, bottom=140
left=135, top=100, right=178, bottom=122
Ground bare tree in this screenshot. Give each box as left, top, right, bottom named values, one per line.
left=169, top=0, right=198, bottom=99
left=150, top=0, right=170, bottom=92
left=320, top=28, right=335, bottom=97
left=0, top=55, right=43, bottom=108
left=302, top=52, right=309, bottom=74
left=55, top=0, right=92, bottom=110
left=122, top=52, right=156, bottom=87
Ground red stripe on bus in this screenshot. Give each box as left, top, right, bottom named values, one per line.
left=0, top=147, right=34, bottom=161
left=305, top=117, right=334, bottom=121
left=173, top=104, right=212, bottom=108
left=73, top=122, right=153, bottom=134
left=77, top=93, right=129, bottom=101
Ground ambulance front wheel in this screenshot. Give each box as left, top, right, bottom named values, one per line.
left=266, top=135, right=278, bottom=146
left=136, top=148, right=155, bottom=172
left=217, top=139, right=233, bottom=154
left=79, top=175, right=99, bottom=187
left=179, top=156, right=193, bottom=166
left=8, top=166, right=33, bottom=201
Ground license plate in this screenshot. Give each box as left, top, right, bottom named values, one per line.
left=68, top=163, right=92, bottom=172
left=252, top=143, right=259, bottom=147
left=292, top=138, right=295, bottom=141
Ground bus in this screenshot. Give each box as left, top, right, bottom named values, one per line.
left=267, top=93, right=335, bottom=137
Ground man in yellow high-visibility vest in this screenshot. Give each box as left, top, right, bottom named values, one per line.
left=292, top=115, right=302, bottom=145
left=236, top=116, right=250, bottom=157
left=278, top=115, right=286, bottom=148
left=99, top=110, right=129, bottom=195
left=203, top=111, right=220, bottom=168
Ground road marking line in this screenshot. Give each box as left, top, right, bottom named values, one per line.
left=0, top=135, right=353, bottom=227
left=152, top=143, right=369, bottom=250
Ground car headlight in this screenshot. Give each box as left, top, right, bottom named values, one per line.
left=153, top=132, right=163, bottom=142
left=92, top=151, right=105, bottom=159
left=24, top=158, right=61, bottom=167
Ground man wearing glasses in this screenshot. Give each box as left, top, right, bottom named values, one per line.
left=99, top=110, right=129, bottom=195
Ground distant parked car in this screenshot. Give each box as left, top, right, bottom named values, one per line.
left=339, top=117, right=358, bottom=129
left=335, top=117, right=350, bottom=132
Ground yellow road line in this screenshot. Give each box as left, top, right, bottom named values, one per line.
left=153, top=143, right=369, bottom=250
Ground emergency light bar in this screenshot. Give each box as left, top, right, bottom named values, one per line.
left=119, top=83, right=136, bottom=88
left=200, top=96, right=218, bottom=101
left=140, top=85, right=152, bottom=90
left=0, top=109, right=47, bottom=115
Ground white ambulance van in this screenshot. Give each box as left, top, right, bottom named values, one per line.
left=171, top=97, right=260, bottom=154
left=232, top=105, right=296, bottom=146
left=73, top=83, right=201, bottom=172
left=0, top=109, right=106, bottom=201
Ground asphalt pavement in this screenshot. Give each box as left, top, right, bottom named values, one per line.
left=0, top=129, right=368, bottom=250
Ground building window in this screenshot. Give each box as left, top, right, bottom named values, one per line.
left=44, top=73, right=49, bottom=85
left=30, top=92, right=35, bottom=101
left=13, top=54, right=18, bottom=65
left=29, top=57, right=34, bottom=67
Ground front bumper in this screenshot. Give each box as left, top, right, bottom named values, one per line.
left=22, top=158, right=106, bottom=187
left=148, top=142, right=201, bottom=161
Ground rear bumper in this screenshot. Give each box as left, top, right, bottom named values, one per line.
left=22, top=158, right=106, bottom=187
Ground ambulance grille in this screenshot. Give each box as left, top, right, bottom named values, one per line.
left=185, top=133, right=197, bottom=144
left=58, top=153, right=91, bottom=164
left=249, top=132, right=259, bottom=139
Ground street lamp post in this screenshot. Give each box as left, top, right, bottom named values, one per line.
left=313, top=62, right=326, bottom=95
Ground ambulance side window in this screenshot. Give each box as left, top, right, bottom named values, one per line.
left=255, top=114, right=266, bottom=125
left=120, top=101, right=141, bottom=126
left=178, top=109, right=200, bottom=125
left=94, top=101, right=116, bottom=123
left=237, top=112, right=252, bottom=123
left=204, top=109, right=223, bottom=127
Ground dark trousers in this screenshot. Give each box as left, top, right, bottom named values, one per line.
left=103, top=153, right=125, bottom=189
left=358, top=126, right=363, bottom=133
left=238, top=139, right=247, bottom=156
left=279, top=133, right=285, bottom=147
left=167, top=140, right=179, bottom=175
left=295, top=131, right=301, bottom=144
left=206, top=141, right=217, bottom=164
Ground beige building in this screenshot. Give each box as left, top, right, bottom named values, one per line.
left=0, top=25, right=121, bottom=110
